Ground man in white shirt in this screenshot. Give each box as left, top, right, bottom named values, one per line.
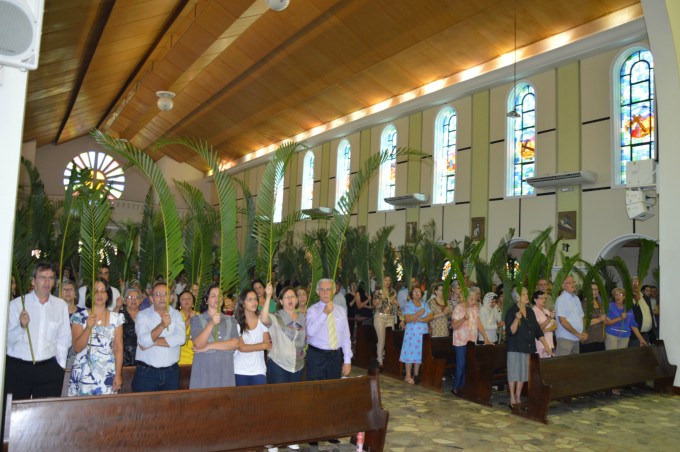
left=131, top=281, right=186, bottom=392
left=78, top=264, right=121, bottom=310
left=555, top=275, right=587, bottom=356
left=5, top=262, right=71, bottom=400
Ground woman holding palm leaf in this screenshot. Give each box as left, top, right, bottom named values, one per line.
left=189, top=283, right=240, bottom=389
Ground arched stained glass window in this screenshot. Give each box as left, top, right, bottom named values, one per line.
left=433, top=107, right=457, bottom=204
left=273, top=177, right=284, bottom=223
left=506, top=83, right=536, bottom=197
left=64, top=151, right=125, bottom=199
left=301, top=151, right=314, bottom=211
left=378, top=125, right=397, bottom=211
left=614, top=47, right=655, bottom=185
left=335, top=140, right=351, bottom=210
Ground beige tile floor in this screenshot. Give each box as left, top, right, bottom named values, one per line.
left=283, top=370, right=680, bottom=452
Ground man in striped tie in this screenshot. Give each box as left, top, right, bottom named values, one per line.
left=306, top=278, right=352, bottom=381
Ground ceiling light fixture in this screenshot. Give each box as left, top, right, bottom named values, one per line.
left=265, top=0, right=290, bottom=12
left=156, top=91, right=175, bottom=111
left=507, top=0, right=521, bottom=119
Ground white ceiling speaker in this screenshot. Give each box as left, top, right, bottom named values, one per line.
left=265, top=0, right=290, bottom=12
left=0, top=0, right=44, bottom=71
left=156, top=91, right=175, bottom=111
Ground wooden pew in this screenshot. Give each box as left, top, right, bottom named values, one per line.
left=464, top=342, right=507, bottom=406
left=382, top=327, right=404, bottom=379
left=419, top=334, right=455, bottom=392
left=353, top=323, right=378, bottom=369
left=519, top=341, right=677, bottom=424
left=4, top=369, right=389, bottom=451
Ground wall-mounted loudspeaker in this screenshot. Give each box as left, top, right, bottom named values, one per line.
left=0, top=0, right=44, bottom=71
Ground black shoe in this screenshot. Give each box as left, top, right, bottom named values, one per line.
left=328, top=439, right=340, bottom=444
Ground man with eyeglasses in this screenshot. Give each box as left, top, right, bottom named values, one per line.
left=5, top=261, right=71, bottom=400
left=131, top=281, right=186, bottom=392
left=77, top=264, right=121, bottom=311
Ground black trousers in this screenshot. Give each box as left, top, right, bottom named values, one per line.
left=4, top=356, right=64, bottom=400
left=305, top=345, right=342, bottom=381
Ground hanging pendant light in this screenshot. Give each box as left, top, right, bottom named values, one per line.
left=507, top=0, right=520, bottom=118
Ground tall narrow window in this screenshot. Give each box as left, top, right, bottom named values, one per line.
left=506, top=82, right=536, bottom=197
left=378, top=125, right=397, bottom=211
left=335, top=140, right=351, bottom=210
left=433, top=107, right=457, bottom=204
left=614, top=47, right=655, bottom=185
left=301, top=151, right=314, bottom=211
left=273, top=177, right=283, bottom=223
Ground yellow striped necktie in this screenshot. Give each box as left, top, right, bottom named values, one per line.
left=328, top=311, right=338, bottom=349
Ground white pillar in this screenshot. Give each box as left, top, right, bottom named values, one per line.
left=0, top=66, right=30, bottom=397
left=641, top=0, right=680, bottom=386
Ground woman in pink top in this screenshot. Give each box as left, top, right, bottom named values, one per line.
left=451, top=287, right=491, bottom=395
left=532, top=290, right=556, bottom=358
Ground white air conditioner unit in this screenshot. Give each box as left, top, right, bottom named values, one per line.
left=302, top=206, right=334, bottom=218
left=526, top=171, right=596, bottom=188
left=384, top=193, right=428, bottom=208
left=625, top=189, right=655, bottom=221
left=0, top=0, right=44, bottom=71
left=625, top=159, right=657, bottom=189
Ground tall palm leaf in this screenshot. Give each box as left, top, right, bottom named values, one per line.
left=110, top=220, right=140, bottom=288
left=636, top=238, right=657, bottom=283
left=55, top=166, right=83, bottom=297
left=79, top=195, right=112, bottom=298
left=417, top=219, right=446, bottom=293
left=321, top=147, right=425, bottom=291
left=303, top=233, right=325, bottom=305
left=490, top=228, right=515, bottom=282
left=138, top=187, right=159, bottom=289
left=93, top=130, right=183, bottom=308
left=252, top=142, right=304, bottom=284
left=20, top=157, right=57, bottom=260
left=11, top=225, right=36, bottom=362
left=233, top=177, right=258, bottom=290
left=369, top=226, right=394, bottom=290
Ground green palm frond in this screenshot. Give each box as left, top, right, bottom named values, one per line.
left=515, top=227, right=553, bottom=295
left=369, top=226, right=394, bottom=289
left=56, top=168, right=82, bottom=296
left=542, top=234, right=562, bottom=281
left=79, top=197, right=112, bottom=294
left=233, top=177, right=257, bottom=290
left=326, top=147, right=426, bottom=284
left=110, top=220, right=140, bottom=286
left=577, top=258, right=610, bottom=330
left=11, top=225, right=36, bottom=362
left=252, top=142, right=302, bottom=284
left=416, top=219, right=447, bottom=292
left=175, top=180, right=215, bottom=295
left=20, top=157, right=57, bottom=260
left=160, top=137, right=240, bottom=296
left=475, top=260, right=493, bottom=295
left=551, top=252, right=581, bottom=300
left=636, top=238, right=657, bottom=283
left=397, top=243, right=418, bottom=289
left=303, top=233, right=324, bottom=306
left=93, top=130, right=183, bottom=306
left=438, top=242, right=469, bottom=304
left=490, top=228, right=514, bottom=282
left=138, top=187, right=158, bottom=288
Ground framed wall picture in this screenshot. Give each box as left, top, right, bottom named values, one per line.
left=557, top=211, right=577, bottom=240
left=471, top=217, right=485, bottom=241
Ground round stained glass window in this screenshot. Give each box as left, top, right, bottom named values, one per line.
left=64, top=151, right=125, bottom=199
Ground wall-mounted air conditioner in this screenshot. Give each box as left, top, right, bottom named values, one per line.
left=526, top=171, right=596, bottom=188
left=302, top=206, right=334, bottom=218
left=384, top=193, right=428, bottom=208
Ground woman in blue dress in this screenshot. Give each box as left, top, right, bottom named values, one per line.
left=399, top=286, right=433, bottom=384
left=69, top=278, right=124, bottom=396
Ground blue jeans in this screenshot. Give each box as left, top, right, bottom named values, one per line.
left=452, top=345, right=466, bottom=390
left=132, top=362, right=179, bottom=392
left=267, top=359, right=303, bottom=384
left=306, top=345, right=343, bottom=381
left=235, top=374, right=267, bottom=386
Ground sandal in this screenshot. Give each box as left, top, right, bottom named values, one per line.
left=404, top=377, right=415, bottom=384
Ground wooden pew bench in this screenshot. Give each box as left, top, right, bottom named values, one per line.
left=353, top=323, right=378, bottom=369
left=382, top=328, right=404, bottom=380
left=519, top=340, right=676, bottom=423
left=464, top=342, right=507, bottom=406
left=420, top=334, right=455, bottom=392
left=4, top=370, right=389, bottom=451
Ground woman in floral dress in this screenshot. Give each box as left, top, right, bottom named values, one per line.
left=399, top=287, right=433, bottom=384
left=69, top=278, right=124, bottom=396
left=428, top=283, right=452, bottom=337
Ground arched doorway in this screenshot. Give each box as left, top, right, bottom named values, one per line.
left=597, top=234, right=659, bottom=286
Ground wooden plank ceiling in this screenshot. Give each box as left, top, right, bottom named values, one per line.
left=23, top=0, right=641, bottom=171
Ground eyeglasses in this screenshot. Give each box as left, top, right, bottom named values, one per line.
left=127, top=295, right=141, bottom=300
left=153, top=292, right=167, bottom=297
left=318, top=287, right=332, bottom=292
left=62, top=288, right=74, bottom=293
left=36, top=276, right=56, bottom=282
left=282, top=294, right=297, bottom=300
